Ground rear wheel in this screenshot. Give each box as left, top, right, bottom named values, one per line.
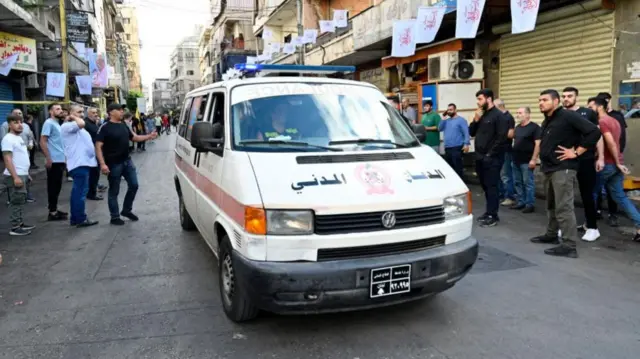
left=219, top=236, right=259, bottom=322
left=179, top=195, right=196, bottom=231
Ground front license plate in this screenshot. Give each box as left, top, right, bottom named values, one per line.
left=370, top=264, right=411, bottom=298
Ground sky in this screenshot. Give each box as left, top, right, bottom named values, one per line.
left=133, top=0, right=210, bottom=90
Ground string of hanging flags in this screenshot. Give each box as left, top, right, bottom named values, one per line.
left=392, top=0, right=540, bottom=58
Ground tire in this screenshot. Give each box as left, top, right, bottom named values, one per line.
left=179, top=195, right=196, bottom=231
left=218, top=236, right=259, bottom=322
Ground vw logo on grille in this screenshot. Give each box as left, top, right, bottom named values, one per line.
left=381, top=212, right=397, bottom=229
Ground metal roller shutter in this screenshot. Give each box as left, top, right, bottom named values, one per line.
left=0, top=80, right=16, bottom=126
left=499, top=10, right=614, bottom=123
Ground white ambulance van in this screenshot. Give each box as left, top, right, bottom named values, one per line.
left=173, top=64, right=478, bottom=322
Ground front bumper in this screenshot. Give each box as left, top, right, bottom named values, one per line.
left=233, top=236, right=478, bottom=314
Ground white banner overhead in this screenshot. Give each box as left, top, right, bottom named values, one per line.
left=0, top=53, right=19, bottom=76
left=303, top=29, right=318, bottom=44
left=283, top=43, right=295, bottom=54
left=333, top=10, right=348, bottom=28
left=46, top=72, right=66, bottom=98
left=270, top=42, right=282, bottom=54
left=391, top=20, right=416, bottom=58
left=455, top=0, right=486, bottom=39
left=262, top=26, right=274, bottom=41
left=510, top=0, right=540, bottom=34
left=319, top=20, right=335, bottom=33
left=75, top=75, right=92, bottom=95
left=415, top=6, right=446, bottom=44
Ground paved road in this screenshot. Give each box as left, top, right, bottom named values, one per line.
left=1, top=134, right=639, bottom=359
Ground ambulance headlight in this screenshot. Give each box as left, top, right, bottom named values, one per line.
left=266, top=210, right=314, bottom=235
left=444, top=192, right=471, bottom=220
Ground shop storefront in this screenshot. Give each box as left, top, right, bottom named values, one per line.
left=496, top=3, right=614, bottom=122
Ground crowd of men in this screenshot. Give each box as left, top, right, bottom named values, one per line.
left=1, top=104, right=158, bottom=236
left=404, top=88, right=638, bottom=258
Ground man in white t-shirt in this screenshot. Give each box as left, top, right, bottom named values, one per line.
left=2, top=115, right=36, bottom=236
left=61, top=105, right=99, bottom=228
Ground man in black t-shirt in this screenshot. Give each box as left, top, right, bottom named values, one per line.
left=563, top=87, right=602, bottom=241
left=511, top=107, right=541, bottom=213
left=96, top=104, right=157, bottom=225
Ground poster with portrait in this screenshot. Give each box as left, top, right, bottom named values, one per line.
left=89, top=52, right=108, bottom=88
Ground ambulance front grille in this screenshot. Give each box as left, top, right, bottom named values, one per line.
left=314, top=205, right=445, bottom=235
left=316, top=236, right=446, bottom=261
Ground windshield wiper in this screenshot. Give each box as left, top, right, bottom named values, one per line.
left=239, top=140, right=343, bottom=152
left=328, top=138, right=413, bottom=148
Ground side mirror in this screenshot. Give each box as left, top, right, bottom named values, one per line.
left=191, top=122, right=224, bottom=154
left=412, top=124, right=426, bottom=143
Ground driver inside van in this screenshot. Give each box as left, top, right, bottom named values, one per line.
left=257, top=103, right=300, bottom=140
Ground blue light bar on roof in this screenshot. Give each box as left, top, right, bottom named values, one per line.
left=234, top=63, right=356, bottom=74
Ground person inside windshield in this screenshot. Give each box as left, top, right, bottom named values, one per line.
left=257, top=103, right=300, bottom=140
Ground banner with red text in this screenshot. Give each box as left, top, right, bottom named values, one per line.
left=455, top=0, right=486, bottom=39
left=510, top=0, right=540, bottom=34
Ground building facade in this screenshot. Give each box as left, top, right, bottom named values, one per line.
left=199, top=26, right=214, bottom=85
left=170, top=28, right=202, bottom=107
left=117, top=4, right=143, bottom=92
left=152, top=78, right=172, bottom=112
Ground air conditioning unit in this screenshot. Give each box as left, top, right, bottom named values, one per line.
left=25, top=74, right=39, bottom=89
left=454, top=59, right=484, bottom=80
left=427, top=51, right=459, bottom=82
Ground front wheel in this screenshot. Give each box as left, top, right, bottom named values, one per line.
left=219, top=236, right=259, bottom=322
left=179, top=195, right=196, bottom=231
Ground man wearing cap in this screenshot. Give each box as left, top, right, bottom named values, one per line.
left=95, top=104, right=157, bottom=225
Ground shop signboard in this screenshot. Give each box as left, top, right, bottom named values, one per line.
left=67, top=11, right=90, bottom=43
left=0, top=31, right=37, bottom=73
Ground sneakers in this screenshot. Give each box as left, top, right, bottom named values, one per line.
left=121, top=212, right=139, bottom=221
left=67, top=177, right=73, bottom=182
left=476, top=213, right=489, bottom=222
left=10, top=226, right=31, bottom=236
left=97, top=184, right=108, bottom=192
left=530, top=234, right=560, bottom=244
left=544, top=244, right=578, bottom=258
left=76, top=219, right=99, bottom=228
left=510, top=203, right=526, bottom=210
left=577, top=223, right=586, bottom=233
left=20, top=223, right=36, bottom=231
left=26, top=197, right=36, bottom=203
left=500, top=198, right=515, bottom=206
left=87, top=195, right=103, bottom=201
left=581, top=228, right=601, bottom=242
left=480, top=216, right=499, bottom=227
left=48, top=211, right=68, bottom=221
left=110, top=218, right=125, bottom=225
left=522, top=206, right=534, bottom=213
left=633, top=232, right=640, bottom=242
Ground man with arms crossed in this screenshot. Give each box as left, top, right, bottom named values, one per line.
left=41, top=104, right=68, bottom=221
left=510, top=107, right=540, bottom=213
left=61, top=105, right=99, bottom=228
left=530, top=90, right=600, bottom=258
left=96, top=105, right=157, bottom=225
left=589, top=97, right=640, bottom=242
left=2, top=115, right=36, bottom=236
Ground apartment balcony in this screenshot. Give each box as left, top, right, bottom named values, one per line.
left=253, top=0, right=295, bottom=36
left=0, top=0, right=55, bottom=43
left=41, top=48, right=89, bottom=75
left=115, top=14, right=125, bottom=33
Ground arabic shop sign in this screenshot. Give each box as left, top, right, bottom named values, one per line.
left=66, top=11, right=90, bottom=43
left=353, top=0, right=456, bottom=50
left=0, top=32, right=37, bottom=73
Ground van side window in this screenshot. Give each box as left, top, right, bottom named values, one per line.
left=178, top=98, right=192, bottom=138
left=209, top=92, right=225, bottom=125
left=185, top=94, right=210, bottom=141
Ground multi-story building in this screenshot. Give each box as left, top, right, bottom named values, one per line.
left=199, top=26, right=214, bottom=85
left=117, top=3, right=143, bottom=92
left=152, top=78, right=172, bottom=112
left=169, top=26, right=202, bottom=107
left=142, top=84, right=151, bottom=112
left=209, top=0, right=257, bottom=81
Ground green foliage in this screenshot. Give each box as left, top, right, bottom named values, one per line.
left=126, top=90, right=144, bottom=112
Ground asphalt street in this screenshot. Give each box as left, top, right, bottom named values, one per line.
left=1, top=134, right=639, bottom=359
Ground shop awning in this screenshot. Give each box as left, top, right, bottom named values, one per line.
left=381, top=39, right=462, bottom=69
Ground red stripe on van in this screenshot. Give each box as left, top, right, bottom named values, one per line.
left=175, top=154, right=246, bottom=227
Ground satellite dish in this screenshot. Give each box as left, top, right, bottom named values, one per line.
left=456, top=60, right=475, bottom=80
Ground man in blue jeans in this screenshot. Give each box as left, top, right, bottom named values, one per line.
left=510, top=107, right=541, bottom=213
left=95, top=105, right=157, bottom=225
left=589, top=97, right=640, bottom=242
left=438, top=103, right=470, bottom=179
left=494, top=99, right=516, bottom=206
left=61, top=105, right=99, bottom=227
